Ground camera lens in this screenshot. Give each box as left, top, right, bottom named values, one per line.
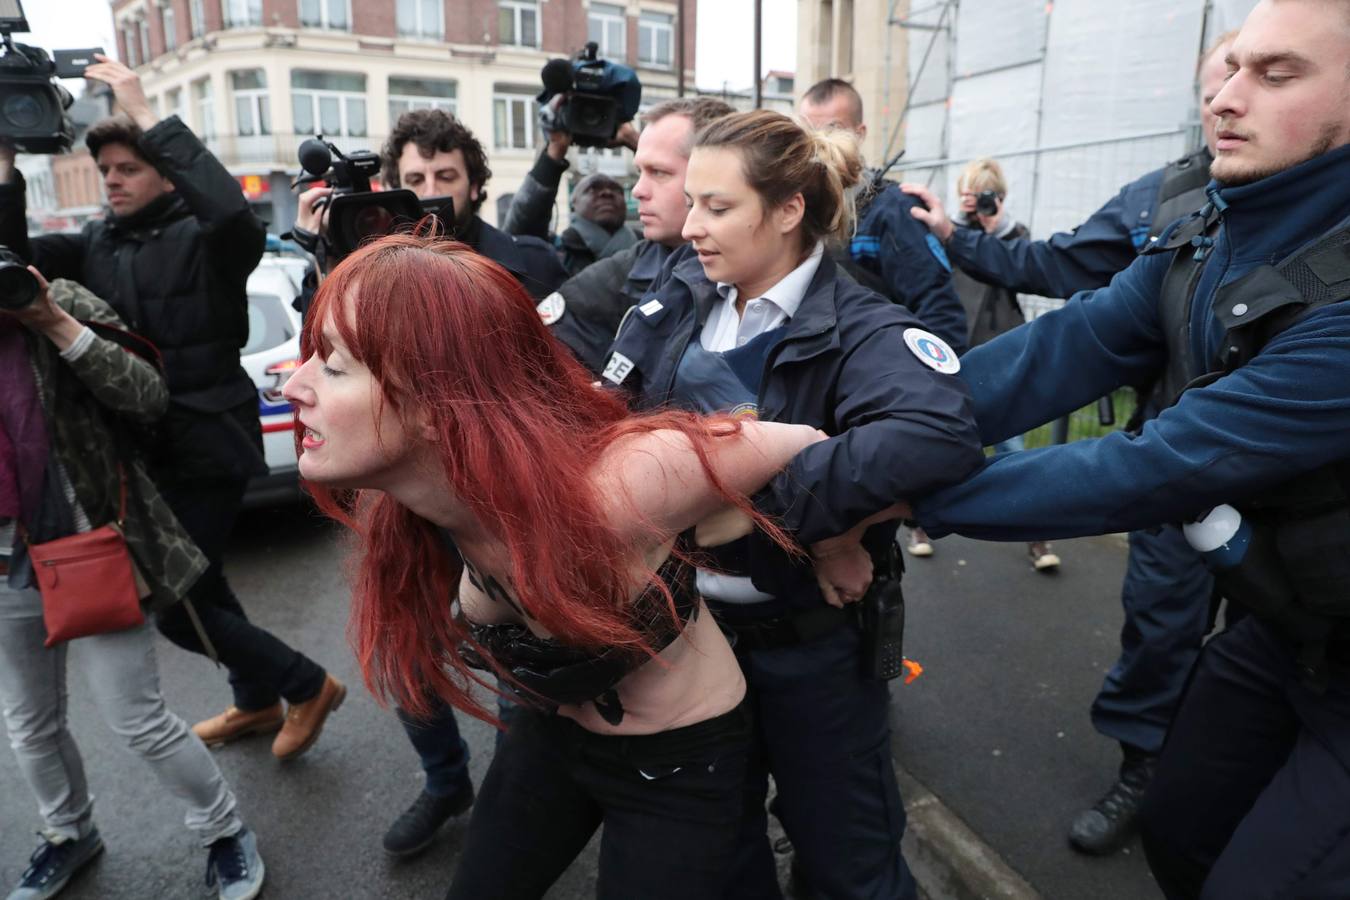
left=0, top=261, right=39, bottom=311
left=2, top=93, right=44, bottom=130
left=352, top=205, right=396, bottom=242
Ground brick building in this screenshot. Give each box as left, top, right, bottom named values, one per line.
left=109, top=0, right=696, bottom=231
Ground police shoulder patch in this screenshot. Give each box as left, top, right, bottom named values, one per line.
left=536, top=292, right=566, bottom=326
left=639, top=298, right=663, bottom=316
left=903, top=328, right=960, bottom=374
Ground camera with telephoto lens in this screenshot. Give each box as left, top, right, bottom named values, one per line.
left=975, top=189, right=1000, bottom=217
left=294, top=136, right=431, bottom=260
left=0, top=1, right=91, bottom=154
left=537, top=42, right=641, bottom=148
left=0, top=244, right=39, bottom=310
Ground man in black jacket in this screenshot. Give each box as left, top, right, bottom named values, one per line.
left=0, top=56, right=345, bottom=762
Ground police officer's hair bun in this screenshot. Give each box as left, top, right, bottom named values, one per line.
left=695, top=109, right=863, bottom=246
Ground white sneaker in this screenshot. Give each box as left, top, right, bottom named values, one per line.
left=906, top=527, right=935, bottom=558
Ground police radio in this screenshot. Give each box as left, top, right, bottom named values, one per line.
left=860, top=579, right=906, bottom=680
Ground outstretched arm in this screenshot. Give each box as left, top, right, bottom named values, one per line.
left=594, top=420, right=826, bottom=540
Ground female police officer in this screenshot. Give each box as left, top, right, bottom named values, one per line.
left=602, top=110, right=983, bottom=900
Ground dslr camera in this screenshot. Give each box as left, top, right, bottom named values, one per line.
left=0, top=2, right=96, bottom=154
left=294, top=136, right=434, bottom=260
left=975, top=189, right=1001, bottom=218
left=537, top=42, right=641, bottom=148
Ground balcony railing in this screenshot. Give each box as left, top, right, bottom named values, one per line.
left=202, top=132, right=391, bottom=172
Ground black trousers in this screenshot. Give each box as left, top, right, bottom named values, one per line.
left=721, top=619, right=916, bottom=900
left=446, top=702, right=753, bottom=900
left=154, top=477, right=326, bottom=710
left=1140, top=616, right=1350, bottom=899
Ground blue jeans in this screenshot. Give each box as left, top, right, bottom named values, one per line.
left=0, top=586, right=242, bottom=846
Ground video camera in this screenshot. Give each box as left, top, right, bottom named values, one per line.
left=294, top=136, right=434, bottom=260
left=0, top=1, right=91, bottom=154
left=537, top=42, right=641, bottom=148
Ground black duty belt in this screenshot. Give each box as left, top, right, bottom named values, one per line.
left=713, top=603, right=856, bottom=652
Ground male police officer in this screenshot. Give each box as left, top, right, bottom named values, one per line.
left=909, top=1, right=1350, bottom=894
left=537, top=97, right=735, bottom=372
left=900, top=35, right=1235, bottom=855
left=798, top=79, right=970, bottom=355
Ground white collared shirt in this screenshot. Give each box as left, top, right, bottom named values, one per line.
left=695, top=241, right=825, bottom=604
left=700, top=242, right=825, bottom=352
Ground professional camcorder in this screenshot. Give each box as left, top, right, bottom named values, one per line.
left=294, top=136, right=431, bottom=260
left=537, top=42, right=641, bottom=148
left=0, top=245, right=39, bottom=310
left=0, top=1, right=95, bottom=154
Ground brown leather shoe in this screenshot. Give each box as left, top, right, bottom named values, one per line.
left=272, top=675, right=347, bottom=761
left=192, top=703, right=285, bottom=747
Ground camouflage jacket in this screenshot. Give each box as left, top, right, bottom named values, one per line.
left=27, top=279, right=207, bottom=614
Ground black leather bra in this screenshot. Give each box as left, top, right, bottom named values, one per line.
left=458, top=542, right=700, bottom=709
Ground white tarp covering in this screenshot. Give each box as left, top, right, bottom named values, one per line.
left=899, top=0, right=1261, bottom=241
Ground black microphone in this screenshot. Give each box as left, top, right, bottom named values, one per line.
left=298, top=138, right=333, bottom=177
left=540, top=58, right=574, bottom=95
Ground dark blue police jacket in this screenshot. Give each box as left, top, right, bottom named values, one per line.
left=852, top=182, right=971, bottom=355
left=606, top=244, right=983, bottom=609
left=915, top=142, right=1350, bottom=542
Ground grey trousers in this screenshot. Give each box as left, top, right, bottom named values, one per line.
left=0, top=584, right=242, bottom=846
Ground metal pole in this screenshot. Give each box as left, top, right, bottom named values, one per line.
left=753, top=0, right=763, bottom=109
left=676, top=0, right=686, bottom=96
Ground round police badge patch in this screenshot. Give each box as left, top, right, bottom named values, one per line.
left=903, top=328, right=960, bottom=374
left=536, top=292, right=566, bottom=326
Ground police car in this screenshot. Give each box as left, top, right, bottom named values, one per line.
left=240, top=248, right=309, bottom=508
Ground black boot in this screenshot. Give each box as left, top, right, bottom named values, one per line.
left=382, top=780, right=475, bottom=858
left=1068, top=746, right=1157, bottom=855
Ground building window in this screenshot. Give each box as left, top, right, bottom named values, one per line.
left=388, top=77, right=457, bottom=120
left=499, top=0, right=538, bottom=48
left=190, top=0, right=205, bottom=37
left=300, top=0, right=349, bottom=30
left=638, top=11, right=673, bottom=67
left=493, top=86, right=537, bottom=150
left=123, top=23, right=139, bottom=67
left=588, top=3, right=625, bottom=57
left=193, top=77, right=215, bottom=139
left=291, top=70, right=367, bottom=137
left=396, top=0, right=443, bottom=39
left=224, top=0, right=262, bottom=27
left=162, top=5, right=177, bottom=52
left=139, top=18, right=152, bottom=63
left=232, top=70, right=271, bottom=136
left=166, top=86, right=184, bottom=121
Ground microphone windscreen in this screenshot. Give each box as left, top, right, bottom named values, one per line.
left=298, top=139, right=332, bottom=177
left=540, top=58, right=574, bottom=94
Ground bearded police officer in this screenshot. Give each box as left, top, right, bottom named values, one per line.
left=909, top=2, right=1350, bottom=895
left=900, top=33, right=1238, bottom=856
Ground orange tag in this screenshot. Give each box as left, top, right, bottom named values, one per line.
left=902, top=658, right=924, bottom=684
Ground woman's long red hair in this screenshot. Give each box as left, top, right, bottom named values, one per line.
left=303, top=234, right=789, bottom=722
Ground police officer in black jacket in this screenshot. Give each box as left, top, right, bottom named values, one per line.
left=0, top=57, right=345, bottom=760
left=605, top=110, right=982, bottom=900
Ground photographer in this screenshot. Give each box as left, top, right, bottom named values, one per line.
left=0, top=55, right=346, bottom=764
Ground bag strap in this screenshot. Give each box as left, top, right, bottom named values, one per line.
left=180, top=597, right=220, bottom=666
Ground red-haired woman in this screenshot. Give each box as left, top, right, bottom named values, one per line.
left=281, top=233, right=853, bottom=899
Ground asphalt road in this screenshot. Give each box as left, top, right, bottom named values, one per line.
left=0, top=503, right=1164, bottom=899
